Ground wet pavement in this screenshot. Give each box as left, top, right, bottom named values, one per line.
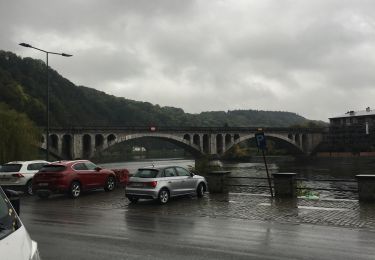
left=20, top=189, right=375, bottom=259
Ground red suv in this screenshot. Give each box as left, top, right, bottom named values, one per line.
left=33, top=160, right=117, bottom=199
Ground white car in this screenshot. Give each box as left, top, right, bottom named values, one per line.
left=0, top=161, right=48, bottom=195
left=0, top=187, right=40, bottom=260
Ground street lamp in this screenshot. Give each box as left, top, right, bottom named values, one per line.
left=19, top=43, right=72, bottom=161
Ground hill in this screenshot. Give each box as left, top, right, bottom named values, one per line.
left=0, top=50, right=314, bottom=127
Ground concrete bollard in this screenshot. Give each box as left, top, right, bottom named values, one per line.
left=272, top=173, right=298, bottom=198
left=355, top=175, right=375, bottom=201
left=205, top=171, right=231, bottom=193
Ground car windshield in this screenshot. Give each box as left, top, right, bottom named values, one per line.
left=39, top=165, right=66, bottom=172
left=0, top=164, right=22, bottom=172
left=0, top=188, right=21, bottom=240
left=134, top=169, right=159, bottom=178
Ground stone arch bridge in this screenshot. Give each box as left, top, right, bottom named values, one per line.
left=41, top=126, right=325, bottom=160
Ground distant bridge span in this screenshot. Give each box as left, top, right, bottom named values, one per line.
left=40, top=126, right=326, bottom=159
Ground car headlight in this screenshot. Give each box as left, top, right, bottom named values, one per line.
left=31, top=250, right=41, bottom=260
left=30, top=241, right=41, bottom=260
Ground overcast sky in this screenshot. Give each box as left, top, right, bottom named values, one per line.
left=1, top=0, right=375, bottom=121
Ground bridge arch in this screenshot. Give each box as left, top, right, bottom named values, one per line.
left=82, top=134, right=92, bottom=159
left=101, top=133, right=203, bottom=158
left=49, top=134, right=59, bottom=151
left=226, top=133, right=304, bottom=155
left=203, top=134, right=209, bottom=154
left=193, top=134, right=200, bottom=146
left=95, top=134, right=104, bottom=150
left=62, top=134, right=73, bottom=159
left=183, top=134, right=191, bottom=143
left=107, top=134, right=116, bottom=145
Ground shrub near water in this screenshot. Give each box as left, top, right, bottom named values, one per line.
left=0, top=103, right=40, bottom=163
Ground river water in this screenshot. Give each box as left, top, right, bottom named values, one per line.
left=100, top=156, right=375, bottom=200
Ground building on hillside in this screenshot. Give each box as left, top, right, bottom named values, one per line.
left=324, top=107, right=375, bottom=154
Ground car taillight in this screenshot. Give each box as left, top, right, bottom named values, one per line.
left=148, top=181, right=157, bottom=188
left=12, top=173, right=24, bottom=178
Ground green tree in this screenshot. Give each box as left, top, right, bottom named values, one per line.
left=0, top=103, right=40, bottom=163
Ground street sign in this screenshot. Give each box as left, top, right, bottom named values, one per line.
left=255, top=131, right=273, bottom=197
left=255, top=132, right=267, bottom=150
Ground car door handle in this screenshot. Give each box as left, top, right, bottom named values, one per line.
left=168, top=181, right=172, bottom=183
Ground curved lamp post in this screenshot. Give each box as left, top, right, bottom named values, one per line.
left=19, top=43, right=72, bottom=161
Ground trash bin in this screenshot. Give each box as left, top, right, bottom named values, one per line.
left=205, top=171, right=231, bottom=193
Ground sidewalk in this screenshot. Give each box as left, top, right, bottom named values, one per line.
left=74, top=189, right=375, bottom=230
left=204, top=193, right=375, bottom=229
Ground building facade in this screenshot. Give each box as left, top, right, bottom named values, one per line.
left=324, top=107, right=375, bottom=153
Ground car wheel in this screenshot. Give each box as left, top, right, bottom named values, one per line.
left=104, top=176, right=116, bottom=192
left=127, top=196, right=139, bottom=203
left=197, top=183, right=205, bottom=198
left=25, top=180, right=34, bottom=195
left=158, top=188, right=170, bottom=204
left=69, top=181, right=81, bottom=198
left=37, top=192, right=50, bottom=199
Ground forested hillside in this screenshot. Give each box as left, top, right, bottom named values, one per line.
left=0, top=50, right=314, bottom=127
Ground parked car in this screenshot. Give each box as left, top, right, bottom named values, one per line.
left=125, top=166, right=208, bottom=204
left=0, top=160, right=49, bottom=195
left=0, top=187, right=40, bottom=260
left=33, top=160, right=117, bottom=199
left=111, top=168, right=130, bottom=187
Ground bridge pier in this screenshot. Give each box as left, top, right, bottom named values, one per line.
left=210, top=134, right=217, bottom=155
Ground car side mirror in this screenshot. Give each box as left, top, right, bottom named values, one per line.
left=95, top=167, right=102, bottom=172
left=190, top=172, right=194, bottom=177
left=4, top=189, right=20, bottom=215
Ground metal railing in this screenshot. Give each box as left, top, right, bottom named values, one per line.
left=226, top=176, right=358, bottom=193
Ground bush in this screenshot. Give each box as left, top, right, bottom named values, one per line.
left=0, top=103, right=40, bottom=163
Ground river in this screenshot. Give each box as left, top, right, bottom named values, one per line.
left=99, top=156, right=375, bottom=200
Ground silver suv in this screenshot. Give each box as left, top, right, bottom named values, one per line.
left=125, top=166, right=208, bottom=204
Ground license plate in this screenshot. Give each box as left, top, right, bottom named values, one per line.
left=39, top=183, right=48, bottom=187
left=132, top=183, right=144, bottom=187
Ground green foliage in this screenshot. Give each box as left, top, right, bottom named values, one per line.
left=0, top=103, right=41, bottom=164
left=0, top=50, right=311, bottom=127
left=296, top=181, right=320, bottom=198
left=192, top=156, right=222, bottom=175
left=222, top=144, right=252, bottom=161
left=290, top=120, right=328, bottom=128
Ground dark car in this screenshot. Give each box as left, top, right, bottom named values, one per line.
left=33, top=160, right=117, bottom=198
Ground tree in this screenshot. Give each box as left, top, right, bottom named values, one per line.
left=0, top=103, right=40, bottom=164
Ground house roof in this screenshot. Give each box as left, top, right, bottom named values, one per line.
left=329, top=109, right=375, bottom=119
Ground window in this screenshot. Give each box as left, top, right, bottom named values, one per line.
left=27, top=163, right=47, bottom=171
left=39, top=165, right=66, bottom=172
left=85, top=162, right=97, bottom=170
left=164, top=168, right=176, bottom=177
left=175, top=167, right=190, bottom=177
left=134, top=169, right=159, bottom=178
left=73, top=163, right=88, bottom=171
left=0, top=164, right=22, bottom=172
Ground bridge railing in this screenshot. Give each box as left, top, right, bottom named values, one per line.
left=44, top=125, right=328, bottom=133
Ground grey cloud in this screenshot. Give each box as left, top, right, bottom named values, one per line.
left=2, top=0, right=375, bottom=121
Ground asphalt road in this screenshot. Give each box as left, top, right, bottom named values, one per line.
left=20, top=189, right=375, bottom=260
